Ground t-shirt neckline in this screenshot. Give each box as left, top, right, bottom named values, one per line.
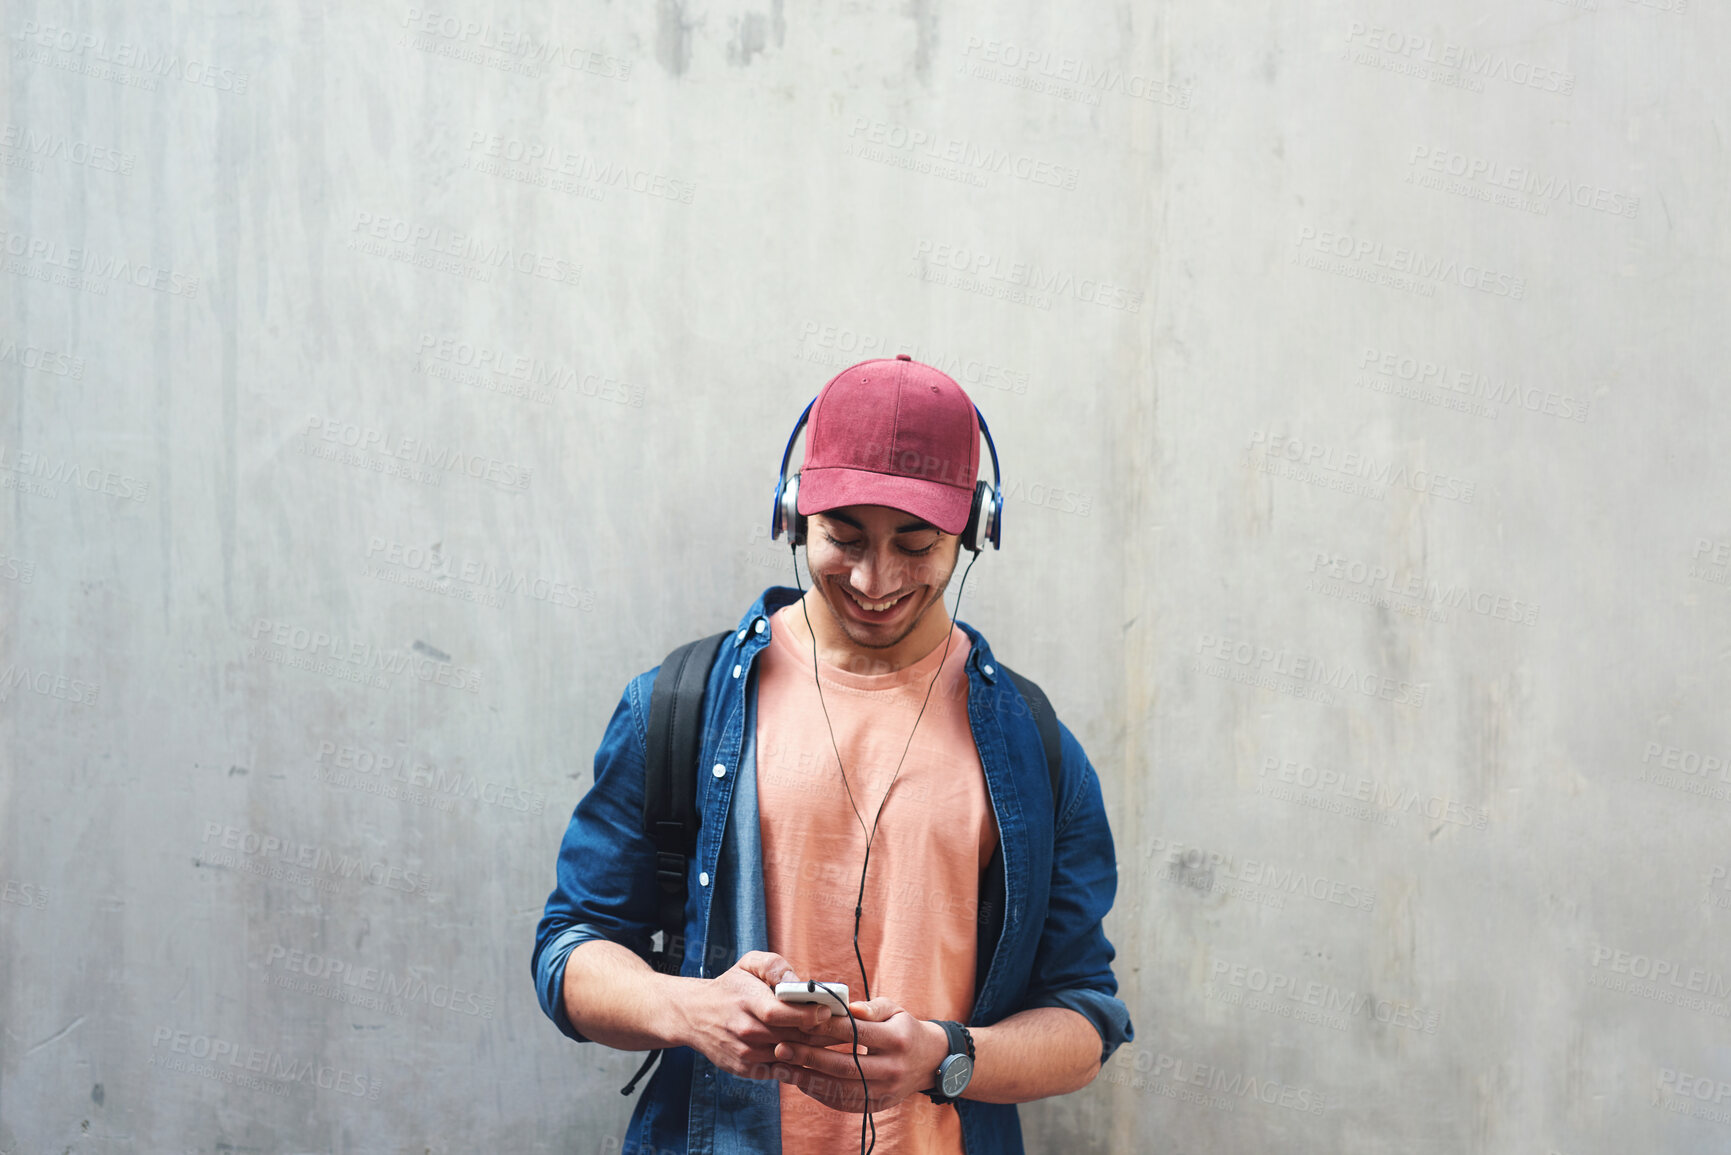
left=768, top=602, right=970, bottom=692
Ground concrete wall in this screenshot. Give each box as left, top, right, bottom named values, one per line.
left=2, top=0, right=1724, bottom=1151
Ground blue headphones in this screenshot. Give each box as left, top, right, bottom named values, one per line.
left=770, top=397, right=1004, bottom=554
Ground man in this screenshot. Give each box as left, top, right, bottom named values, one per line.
left=534, top=356, right=1131, bottom=1153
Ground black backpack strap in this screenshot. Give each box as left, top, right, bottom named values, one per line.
left=1000, top=664, right=1062, bottom=808
left=643, top=629, right=730, bottom=970
left=622, top=629, right=729, bottom=1097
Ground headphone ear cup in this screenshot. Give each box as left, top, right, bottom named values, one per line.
left=961, top=480, right=988, bottom=554
left=778, top=473, right=806, bottom=548
left=972, top=480, right=1000, bottom=551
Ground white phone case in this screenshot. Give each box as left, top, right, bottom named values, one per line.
left=774, top=980, right=850, bottom=1007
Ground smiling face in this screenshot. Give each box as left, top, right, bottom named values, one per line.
left=798, top=503, right=963, bottom=672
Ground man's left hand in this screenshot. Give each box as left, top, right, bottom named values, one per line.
left=768, top=997, right=951, bottom=1114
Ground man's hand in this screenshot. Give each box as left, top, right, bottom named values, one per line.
left=768, top=996, right=950, bottom=1113
left=671, top=951, right=837, bottom=1080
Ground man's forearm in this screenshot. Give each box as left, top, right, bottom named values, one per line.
left=963, top=1006, right=1103, bottom=1104
left=561, top=938, right=693, bottom=1051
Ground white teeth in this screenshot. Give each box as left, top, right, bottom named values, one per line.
left=852, top=592, right=905, bottom=613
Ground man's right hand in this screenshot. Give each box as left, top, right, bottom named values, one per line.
left=673, top=951, right=837, bottom=1080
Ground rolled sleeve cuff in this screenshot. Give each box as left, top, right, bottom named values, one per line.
left=535, top=924, right=616, bottom=1043
left=1023, top=988, right=1134, bottom=1066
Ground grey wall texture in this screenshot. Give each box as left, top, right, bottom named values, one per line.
left=0, top=0, right=1724, bottom=1152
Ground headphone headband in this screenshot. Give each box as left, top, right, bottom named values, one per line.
left=771, top=397, right=1003, bottom=552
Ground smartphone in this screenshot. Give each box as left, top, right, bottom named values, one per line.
left=774, top=980, right=849, bottom=1008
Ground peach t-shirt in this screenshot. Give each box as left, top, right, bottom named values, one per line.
left=756, top=602, right=997, bottom=1154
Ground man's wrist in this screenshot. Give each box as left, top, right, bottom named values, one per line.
left=922, top=1020, right=975, bottom=1102
left=657, top=974, right=711, bottom=1051
left=560, top=939, right=699, bottom=1052
left=918, top=1018, right=952, bottom=1087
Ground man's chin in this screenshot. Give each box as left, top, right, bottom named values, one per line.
left=827, top=588, right=925, bottom=648
left=838, top=624, right=906, bottom=651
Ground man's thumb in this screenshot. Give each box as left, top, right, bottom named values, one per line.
left=734, top=950, right=798, bottom=986
left=847, top=997, right=900, bottom=1022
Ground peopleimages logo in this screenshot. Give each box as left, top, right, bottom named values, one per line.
left=0, top=123, right=134, bottom=174
left=0, top=227, right=200, bottom=297
left=313, top=738, right=547, bottom=815
left=843, top=437, right=976, bottom=489
left=464, top=132, right=693, bottom=203
left=1307, top=550, right=1539, bottom=627
left=348, top=211, right=581, bottom=286
left=1248, top=429, right=1476, bottom=505
left=911, top=240, right=1143, bottom=312
left=1105, top=1044, right=1329, bottom=1114
left=149, top=1027, right=380, bottom=1099
left=365, top=536, right=594, bottom=612
left=1149, top=834, right=1379, bottom=913
left=248, top=615, right=484, bottom=694
left=10, top=21, right=252, bottom=92
left=201, top=823, right=432, bottom=894
left=302, top=415, right=532, bottom=490
left=1642, top=741, right=1731, bottom=784
left=398, top=7, right=632, bottom=80
left=1589, top=945, right=1731, bottom=1000
left=1693, top=538, right=1731, bottom=580
left=957, top=36, right=1193, bottom=109
left=1293, top=225, right=1526, bottom=299
left=263, top=945, right=496, bottom=1019
left=0, top=443, right=152, bottom=501
left=1357, top=347, right=1589, bottom=422
left=1343, top=22, right=1575, bottom=94
left=1657, top=1068, right=1731, bottom=1107
left=1207, top=956, right=1442, bottom=1034
left=1406, top=146, right=1639, bottom=220
left=1196, top=630, right=1430, bottom=708
left=0, top=336, right=86, bottom=378
left=0, top=663, right=101, bottom=706
left=0, top=878, right=49, bottom=909
left=1258, top=755, right=1488, bottom=830
left=846, top=116, right=1080, bottom=190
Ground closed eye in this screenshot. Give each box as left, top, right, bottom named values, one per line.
left=822, top=532, right=934, bottom=557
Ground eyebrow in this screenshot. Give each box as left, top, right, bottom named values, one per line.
left=823, top=511, right=938, bottom=534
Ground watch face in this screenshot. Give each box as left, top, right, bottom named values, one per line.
left=939, top=1055, right=973, bottom=1098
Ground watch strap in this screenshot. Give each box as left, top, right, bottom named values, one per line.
left=924, top=1020, right=975, bottom=1104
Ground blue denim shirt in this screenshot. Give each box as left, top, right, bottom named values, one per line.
left=534, top=585, right=1132, bottom=1154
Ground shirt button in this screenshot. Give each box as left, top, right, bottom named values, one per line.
left=732, top=664, right=742, bottom=679
left=983, top=663, right=996, bottom=677
left=699, top=872, right=710, bottom=887
left=736, top=628, right=747, bottom=642
left=754, top=619, right=766, bottom=635
left=712, top=764, right=726, bottom=778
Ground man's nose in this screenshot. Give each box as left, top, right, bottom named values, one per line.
left=850, top=549, right=903, bottom=598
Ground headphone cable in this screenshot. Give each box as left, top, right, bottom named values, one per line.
left=789, top=537, right=981, bottom=1155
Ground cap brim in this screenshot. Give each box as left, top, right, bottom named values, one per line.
left=797, top=467, right=973, bottom=536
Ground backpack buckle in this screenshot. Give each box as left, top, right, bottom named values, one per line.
left=655, top=850, right=686, bottom=893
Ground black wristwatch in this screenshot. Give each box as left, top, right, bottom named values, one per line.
left=924, top=1020, right=975, bottom=1104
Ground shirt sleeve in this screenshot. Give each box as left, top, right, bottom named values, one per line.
left=1019, top=720, right=1135, bottom=1066
left=532, top=673, right=662, bottom=1043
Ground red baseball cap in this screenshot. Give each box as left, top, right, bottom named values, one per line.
left=796, top=355, right=981, bottom=535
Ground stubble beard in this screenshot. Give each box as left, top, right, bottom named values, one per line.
left=820, top=575, right=950, bottom=653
